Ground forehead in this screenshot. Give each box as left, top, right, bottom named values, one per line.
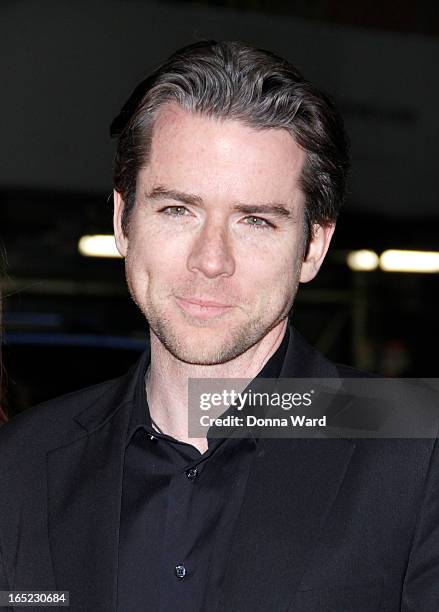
left=141, top=103, right=306, bottom=205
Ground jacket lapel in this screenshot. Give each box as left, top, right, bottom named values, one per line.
left=46, top=351, right=149, bottom=612
left=217, top=436, right=355, bottom=611
left=218, top=326, right=357, bottom=611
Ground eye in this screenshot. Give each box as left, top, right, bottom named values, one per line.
left=243, top=216, right=274, bottom=229
left=160, top=206, right=189, bottom=216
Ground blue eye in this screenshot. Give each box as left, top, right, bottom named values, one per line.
left=244, top=216, right=273, bottom=229
left=162, top=206, right=188, bottom=216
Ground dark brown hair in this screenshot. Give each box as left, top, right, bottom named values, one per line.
left=110, top=40, right=349, bottom=242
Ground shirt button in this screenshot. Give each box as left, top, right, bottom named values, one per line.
left=175, top=564, right=187, bottom=579
left=186, top=467, right=198, bottom=481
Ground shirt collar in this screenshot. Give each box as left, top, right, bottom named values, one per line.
left=126, top=323, right=291, bottom=446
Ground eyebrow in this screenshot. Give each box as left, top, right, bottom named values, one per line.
left=144, top=185, right=293, bottom=219
left=145, top=185, right=203, bottom=207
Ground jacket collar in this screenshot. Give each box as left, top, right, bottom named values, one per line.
left=280, top=323, right=340, bottom=379
left=73, top=343, right=150, bottom=434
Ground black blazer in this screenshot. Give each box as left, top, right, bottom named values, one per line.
left=1, top=328, right=439, bottom=611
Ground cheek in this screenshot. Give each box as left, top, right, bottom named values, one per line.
left=126, top=245, right=192, bottom=306
left=127, top=225, right=187, bottom=275
left=238, top=241, right=301, bottom=294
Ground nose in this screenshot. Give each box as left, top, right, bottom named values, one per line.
left=187, top=219, right=235, bottom=279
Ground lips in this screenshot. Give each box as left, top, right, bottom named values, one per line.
left=179, top=297, right=232, bottom=308
left=175, top=296, right=234, bottom=320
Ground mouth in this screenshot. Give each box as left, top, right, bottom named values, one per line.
left=175, top=296, right=234, bottom=320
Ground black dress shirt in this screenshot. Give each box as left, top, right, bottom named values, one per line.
left=117, top=327, right=290, bottom=611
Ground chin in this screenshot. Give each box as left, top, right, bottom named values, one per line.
left=150, top=313, right=276, bottom=366
left=160, top=330, right=241, bottom=365
left=168, top=349, right=231, bottom=366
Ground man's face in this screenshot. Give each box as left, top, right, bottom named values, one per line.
left=114, top=103, right=334, bottom=365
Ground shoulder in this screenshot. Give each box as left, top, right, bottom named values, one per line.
left=334, top=362, right=379, bottom=378
left=0, top=346, right=150, bottom=449
left=0, top=374, right=124, bottom=470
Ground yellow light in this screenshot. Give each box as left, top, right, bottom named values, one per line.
left=346, top=250, right=379, bottom=271
left=380, top=250, right=439, bottom=273
left=78, top=235, right=122, bottom=258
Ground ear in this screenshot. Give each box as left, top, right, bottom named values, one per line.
left=299, top=223, right=336, bottom=283
left=113, top=190, right=129, bottom=258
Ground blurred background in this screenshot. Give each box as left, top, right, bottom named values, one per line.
left=1, top=0, right=438, bottom=419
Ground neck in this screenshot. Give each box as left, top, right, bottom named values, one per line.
left=145, top=319, right=288, bottom=454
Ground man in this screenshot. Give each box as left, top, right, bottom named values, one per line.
left=0, top=41, right=438, bottom=611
